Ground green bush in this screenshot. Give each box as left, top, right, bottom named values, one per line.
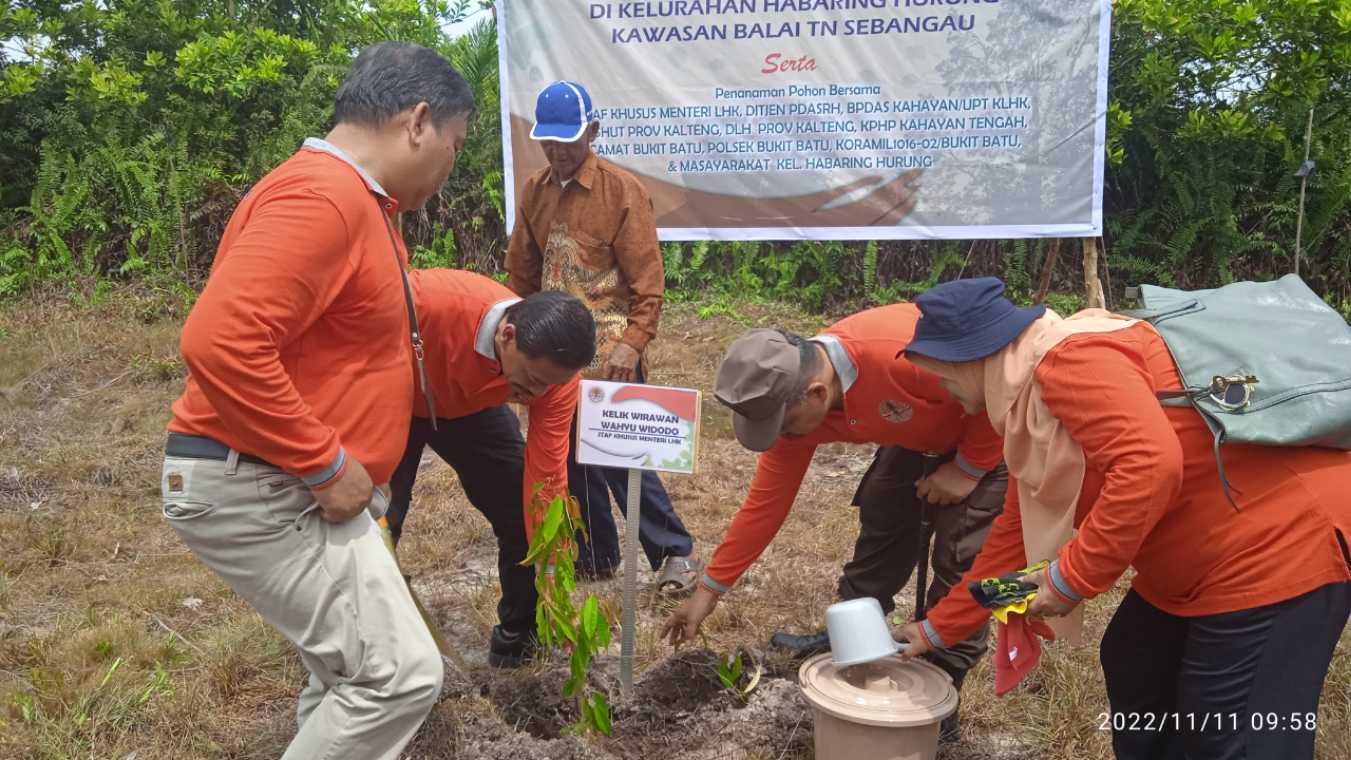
left=1, top=0, right=1347, bottom=312
left=0, top=0, right=501, bottom=294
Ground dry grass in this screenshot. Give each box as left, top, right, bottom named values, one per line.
left=0, top=291, right=1347, bottom=759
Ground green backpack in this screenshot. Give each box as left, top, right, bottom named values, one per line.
left=1126, top=274, right=1351, bottom=509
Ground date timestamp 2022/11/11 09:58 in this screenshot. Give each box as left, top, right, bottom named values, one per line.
left=1098, top=712, right=1320, bottom=733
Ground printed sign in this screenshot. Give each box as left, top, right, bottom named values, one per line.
left=576, top=380, right=702, bottom=474
left=497, top=0, right=1112, bottom=240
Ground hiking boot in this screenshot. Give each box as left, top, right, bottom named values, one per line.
left=487, top=624, right=540, bottom=669
left=769, top=629, right=832, bottom=658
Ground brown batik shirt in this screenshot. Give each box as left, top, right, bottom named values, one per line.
left=505, top=153, right=664, bottom=377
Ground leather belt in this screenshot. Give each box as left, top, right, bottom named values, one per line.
left=165, top=433, right=276, bottom=469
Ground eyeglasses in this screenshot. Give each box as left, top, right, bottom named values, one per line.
left=1208, top=374, right=1259, bottom=411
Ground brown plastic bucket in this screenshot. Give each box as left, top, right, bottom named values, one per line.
left=799, top=654, right=958, bottom=760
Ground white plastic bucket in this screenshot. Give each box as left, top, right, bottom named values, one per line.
left=799, top=654, right=959, bottom=760
left=824, top=597, right=899, bottom=667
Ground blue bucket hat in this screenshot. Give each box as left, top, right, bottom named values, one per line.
left=906, top=278, right=1046, bottom=362
left=529, top=81, right=596, bottom=143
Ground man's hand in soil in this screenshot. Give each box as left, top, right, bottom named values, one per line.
left=603, top=342, right=641, bottom=383
left=893, top=622, right=934, bottom=659
left=661, top=585, right=719, bottom=649
left=915, top=461, right=978, bottom=505
left=313, top=456, right=374, bottom=523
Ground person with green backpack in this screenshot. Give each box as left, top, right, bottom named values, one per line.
left=893, top=277, right=1351, bottom=760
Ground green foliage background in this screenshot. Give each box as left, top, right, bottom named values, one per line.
left=2, top=0, right=1348, bottom=310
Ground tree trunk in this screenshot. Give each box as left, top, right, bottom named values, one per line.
left=1032, top=238, right=1061, bottom=304
left=1083, top=237, right=1106, bottom=309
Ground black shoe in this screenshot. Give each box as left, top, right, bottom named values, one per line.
left=769, top=630, right=831, bottom=658
left=487, top=624, right=540, bottom=669
left=576, top=564, right=617, bottom=581
left=939, top=711, right=961, bottom=743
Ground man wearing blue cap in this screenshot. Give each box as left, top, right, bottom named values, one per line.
left=505, top=81, right=699, bottom=594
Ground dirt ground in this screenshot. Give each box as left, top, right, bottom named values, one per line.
left=1, top=291, right=1348, bottom=759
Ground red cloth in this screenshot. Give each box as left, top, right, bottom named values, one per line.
left=994, top=614, right=1057, bottom=697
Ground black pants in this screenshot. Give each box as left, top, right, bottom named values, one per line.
left=569, top=365, right=694, bottom=573
left=1101, top=582, right=1351, bottom=760
left=839, top=445, right=1008, bottom=681
left=386, top=407, right=536, bottom=633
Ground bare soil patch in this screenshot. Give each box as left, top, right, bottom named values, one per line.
left=1, top=294, right=1347, bottom=760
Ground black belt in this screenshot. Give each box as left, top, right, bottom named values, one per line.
left=165, top=433, right=276, bottom=469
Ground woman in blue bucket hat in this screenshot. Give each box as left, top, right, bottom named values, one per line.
left=896, top=277, right=1351, bottom=760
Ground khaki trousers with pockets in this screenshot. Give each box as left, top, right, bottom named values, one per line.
left=160, top=452, right=442, bottom=760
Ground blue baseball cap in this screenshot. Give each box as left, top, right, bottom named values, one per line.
left=530, top=81, right=596, bottom=143
left=906, top=278, right=1046, bottom=362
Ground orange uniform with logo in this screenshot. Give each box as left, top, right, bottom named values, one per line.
left=169, top=145, right=412, bottom=487
left=408, top=268, right=577, bottom=529
left=925, top=323, right=1351, bottom=644
left=702, top=304, right=1004, bottom=592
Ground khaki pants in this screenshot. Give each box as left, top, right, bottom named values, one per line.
left=160, top=452, right=442, bottom=759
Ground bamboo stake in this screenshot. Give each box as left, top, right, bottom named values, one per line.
left=1294, top=106, right=1314, bottom=277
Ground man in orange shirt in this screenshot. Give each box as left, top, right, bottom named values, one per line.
left=505, top=81, right=697, bottom=591
left=160, top=43, right=472, bottom=759
left=386, top=268, right=595, bottom=669
left=661, top=306, right=1008, bottom=740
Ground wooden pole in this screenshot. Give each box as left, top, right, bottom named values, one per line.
left=1083, top=237, right=1105, bottom=309
left=1294, top=106, right=1314, bottom=277
left=1033, top=238, right=1062, bottom=305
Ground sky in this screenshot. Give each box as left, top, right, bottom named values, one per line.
left=446, top=5, right=494, bottom=40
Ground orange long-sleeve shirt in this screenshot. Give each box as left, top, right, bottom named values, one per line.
left=409, top=269, right=577, bottom=534
left=702, top=304, right=1005, bottom=592
left=925, top=323, right=1351, bottom=646
left=169, top=142, right=413, bottom=486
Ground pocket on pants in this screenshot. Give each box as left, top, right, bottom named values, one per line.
left=162, top=499, right=214, bottom=520
left=256, top=470, right=313, bottom=527
left=952, top=473, right=1008, bottom=566
left=161, top=458, right=215, bottom=520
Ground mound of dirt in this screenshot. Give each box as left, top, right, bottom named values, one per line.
left=480, top=661, right=577, bottom=740
left=626, top=677, right=810, bottom=760
left=623, top=647, right=730, bottom=716
left=449, top=708, right=622, bottom=760
left=434, top=647, right=812, bottom=760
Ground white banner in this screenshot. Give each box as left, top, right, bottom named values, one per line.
left=497, top=0, right=1112, bottom=241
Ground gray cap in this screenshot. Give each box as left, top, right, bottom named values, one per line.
left=714, top=329, right=803, bottom=452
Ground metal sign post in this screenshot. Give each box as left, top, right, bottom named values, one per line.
left=620, top=467, right=642, bottom=693
left=576, top=379, right=702, bottom=698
